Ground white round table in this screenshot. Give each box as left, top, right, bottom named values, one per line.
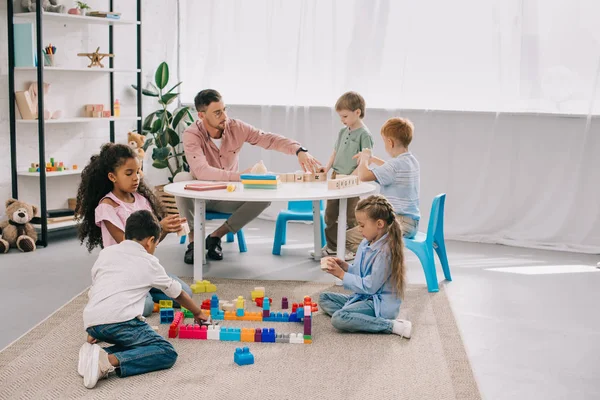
left=165, top=180, right=378, bottom=281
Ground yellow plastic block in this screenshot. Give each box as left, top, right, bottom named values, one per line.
left=159, top=300, right=173, bottom=309
left=236, top=296, right=245, bottom=310
left=190, top=283, right=205, bottom=294
left=251, top=290, right=264, bottom=301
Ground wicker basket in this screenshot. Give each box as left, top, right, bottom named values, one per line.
left=154, top=184, right=180, bottom=216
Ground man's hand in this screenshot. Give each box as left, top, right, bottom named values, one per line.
left=298, top=151, right=322, bottom=173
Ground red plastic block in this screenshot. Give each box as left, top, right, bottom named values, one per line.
left=255, top=297, right=273, bottom=307
left=201, top=299, right=211, bottom=310
left=179, top=324, right=208, bottom=339
left=168, top=311, right=184, bottom=338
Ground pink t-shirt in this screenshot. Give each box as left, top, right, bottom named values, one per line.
left=95, top=191, right=153, bottom=247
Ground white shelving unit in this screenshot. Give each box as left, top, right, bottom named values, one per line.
left=15, top=66, right=141, bottom=73
left=8, top=2, right=143, bottom=246
left=13, top=11, right=140, bottom=26
left=17, top=169, right=82, bottom=177
left=16, top=116, right=141, bottom=124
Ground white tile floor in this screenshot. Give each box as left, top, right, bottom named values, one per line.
left=1, top=219, right=599, bottom=399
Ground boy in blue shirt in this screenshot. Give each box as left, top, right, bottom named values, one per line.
left=345, top=117, right=420, bottom=252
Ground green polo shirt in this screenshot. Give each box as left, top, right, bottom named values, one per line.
left=332, top=126, right=374, bottom=175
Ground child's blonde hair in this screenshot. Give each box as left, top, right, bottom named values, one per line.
left=381, top=117, right=414, bottom=148
left=335, top=91, right=365, bottom=118
left=356, top=195, right=406, bottom=299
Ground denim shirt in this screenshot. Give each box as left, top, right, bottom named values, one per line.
left=342, top=234, right=402, bottom=319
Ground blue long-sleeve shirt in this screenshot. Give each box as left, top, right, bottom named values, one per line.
left=342, top=233, right=402, bottom=319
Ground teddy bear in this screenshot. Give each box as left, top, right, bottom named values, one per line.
left=127, top=132, right=146, bottom=162
left=0, top=199, right=38, bottom=254
left=21, top=0, right=66, bottom=13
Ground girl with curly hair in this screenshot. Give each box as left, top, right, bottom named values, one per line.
left=75, top=143, right=192, bottom=314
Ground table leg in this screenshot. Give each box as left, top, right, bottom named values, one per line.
left=193, top=199, right=206, bottom=281
left=312, top=200, right=322, bottom=260
left=335, top=198, right=347, bottom=285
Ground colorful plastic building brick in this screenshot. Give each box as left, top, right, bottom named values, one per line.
left=207, top=325, right=221, bottom=340
left=159, top=300, right=173, bottom=309
left=234, top=347, right=254, bottom=366
left=201, top=299, right=211, bottom=310
left=168, top=311, right=184, bottom=338
left=262, top=328, right=275, bottom=342
left=179, top=324, right=208, bottom=340
left=181, top=307, right=194, bottom=318
left=190, top=280, right=218, bottom=293
left=220, top=327, right=241, bottom=341
left=254, top=328, right=262, bottom=342
left=255, top=297, right=272, bottom=307
left=160, top=308, right=175, bottom=324
left=153, top=303, right=160, bottom=313
left=251, top=286, right=265, bottom=300
left=304, top=316, right=312, bottom=336
left=241, top=328, right=255, bottom=342
left=275, top=333, right=290, bottom=343
left=289, top=333, right=304, bottom=344
left=282, top=297, right=288, bottom=309
left=288, top=312, right=301, bottom=323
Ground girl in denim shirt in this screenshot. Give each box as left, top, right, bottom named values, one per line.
left=319, top=195, right=412, bottom=338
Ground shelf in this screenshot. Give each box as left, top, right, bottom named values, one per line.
left=18, top=169, right=81, bottom=177
left=13, top=12, right=140, bottom=26
left=16, top=116, right=141, bottom=124
left=32, top=219, right=78, bottom=232
left=15, top=67, right=141, bottom=73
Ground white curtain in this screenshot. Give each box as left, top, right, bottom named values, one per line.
left=179, top=0, right=600, bottom=254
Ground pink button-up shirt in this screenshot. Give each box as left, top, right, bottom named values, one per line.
left=183, top=118, right=301, bottom=181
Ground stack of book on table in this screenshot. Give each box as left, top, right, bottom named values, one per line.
left=240, top=174, right=280, bottom=190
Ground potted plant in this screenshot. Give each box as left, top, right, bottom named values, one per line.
left=132, top=61, right=194, bottom=211
left=72, top=1, right=91, bottom=15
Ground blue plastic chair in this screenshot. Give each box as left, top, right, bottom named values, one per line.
left=272, top=201, right=325, bottom=255
left=404, top=193, right=451, bottom=293
left=179, top=212, right=247, bottom=253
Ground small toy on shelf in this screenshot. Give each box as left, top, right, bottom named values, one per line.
left=77, top=47, right=114, bottom=68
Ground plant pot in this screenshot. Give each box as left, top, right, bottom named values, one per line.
left=154, top=184, right=180, bottom=216
left=68, top=8, right=81, bottom=15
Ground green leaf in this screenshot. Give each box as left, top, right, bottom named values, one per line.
left=152, top=146, right=170, bottom=161
left=185, top=109, right=195, bottom=125
left=150, top=119, right=162, bottom=134
left=166, top=81, right=183, bottom=94
left=167, top=128, right=180, bottom=147
left=159, top=93, right=178, bottom=106
left=142, top=138, right=153, bottom=151
left=156, top=110, right=173, bottom=122
left=154, top=62, right=169, bottom=89
left=172, top=107, right=190, bottom=129
left=142, top=112, right=156, bottom=131
left=131, top=84, right=159, bottom=97
left=157, top=131, right=168, bottom=148
left=152, top=159, right=168, bottom=169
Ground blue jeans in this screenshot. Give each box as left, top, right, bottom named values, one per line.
left=86, top=318, right=177, bottom=378
left=142, top=274, right=192, bottom=317
left=319, top=292, right=393, bottom=333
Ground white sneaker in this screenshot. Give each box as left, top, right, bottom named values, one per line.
left=83, top=344, right=115, bottom=389
left=78, top=342, right=92, bottom=377
left=310, top=246, right=336, bottom=258
left=391, top=319, right=412, bottom=339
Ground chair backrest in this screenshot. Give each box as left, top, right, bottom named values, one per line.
left=288, top=200, right=323, bottom=212
left=425, top=193, right=446, bottom=243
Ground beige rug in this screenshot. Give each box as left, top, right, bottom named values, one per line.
left=0, top=279, right=480, bottom=400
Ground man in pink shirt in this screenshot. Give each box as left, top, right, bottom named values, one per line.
left=175, top=89, right=321, bottom=263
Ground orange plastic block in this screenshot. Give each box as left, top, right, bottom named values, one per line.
left=239, top=312, right=262, bottom=321
left=224, top=311, right=238, bottom=320
left=241, top=328, right=255, bottom=342
left=153, top=303, right=160, bottom=313
left=304, top=339, right=312, bottom=344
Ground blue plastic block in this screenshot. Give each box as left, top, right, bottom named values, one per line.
left=160, top=308, right=174, bottom=324
left=288, top=312, right=301, bottom=323
left=210, top=294, right=219, bottom=308
left=212, top=311, right=224, bottom=321
left=262, top=328, right=276, bottom=342
left=234, top=347, right=255, bottom=366
left=236, top=308, right=244, bottom=317
left=281, top=312, right=290, bottom=322
left=263, top=315, right=276, bottom=322
left=296, top=308, right=304, bottom=319
left=263, top=297, right=270, bottom=311
left=220, top=327, right=241, bottom=341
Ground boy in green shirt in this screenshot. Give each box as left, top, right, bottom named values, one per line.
left=316, top=91, right=374, bottom=260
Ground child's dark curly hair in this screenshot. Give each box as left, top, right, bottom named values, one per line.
left=75, top=143, right=164, bottom=252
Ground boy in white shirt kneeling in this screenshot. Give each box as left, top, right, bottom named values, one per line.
left=79, top=210, right=208, bottom=389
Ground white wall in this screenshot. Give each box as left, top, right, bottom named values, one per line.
left=0, top=0, right=179, bottom=215
left=228, top=105, right=600, bottom=254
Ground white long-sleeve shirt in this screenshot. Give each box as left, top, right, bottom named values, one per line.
left=83, top=240, right=183, bottom=329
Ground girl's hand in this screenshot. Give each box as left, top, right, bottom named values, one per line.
left=160, top=214, right=184, bottom=233
left=329, top=256, right=349, bottom=271
left=324, top=257, right=346, bottom=279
